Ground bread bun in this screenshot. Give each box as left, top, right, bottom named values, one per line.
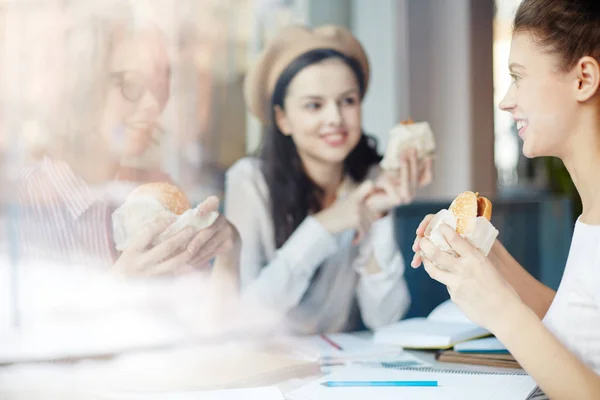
left=127, top=182, right=191, bottom=215
left=449, top=191, right=492, bottom=234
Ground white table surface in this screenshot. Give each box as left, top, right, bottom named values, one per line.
left=0, top=331, right=531, bottom=400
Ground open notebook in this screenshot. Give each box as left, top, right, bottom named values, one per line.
left=373, top=300, right=489, bottom=349
left=286, top=366, right=536, bottom=400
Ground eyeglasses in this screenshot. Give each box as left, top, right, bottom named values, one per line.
left=108, top=70, right=170, bottom=106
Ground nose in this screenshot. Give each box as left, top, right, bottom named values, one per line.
left=323, top=101, right=342, bottom=126
left=499, top=85, right=516, bottom=112
left=137, top=88, right=161, bottom=118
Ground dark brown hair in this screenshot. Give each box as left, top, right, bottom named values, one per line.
left=260, top=49, right=381, bottom=249
left=513, top=0, right=600, bottom=71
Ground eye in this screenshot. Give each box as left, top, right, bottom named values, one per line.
left=341, top=96, right=358, bottom=106
left=305, top=102, right=321, bottom=110
left=510, top=73, right=521, bottom=86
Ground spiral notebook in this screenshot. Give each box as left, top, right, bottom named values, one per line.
left=286, top=366, right=537, bottom=400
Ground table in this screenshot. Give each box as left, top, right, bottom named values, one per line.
left=0, top=333, right=534, bottom=399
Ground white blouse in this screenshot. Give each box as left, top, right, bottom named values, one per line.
left=224, top=157, right=410, bottom=334
left=543, top=218, right=600, bottom=372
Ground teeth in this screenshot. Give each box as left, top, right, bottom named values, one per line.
left=516, top=121, right=524, bottom=130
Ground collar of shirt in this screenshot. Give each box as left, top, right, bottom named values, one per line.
left=41, top=156, right=107, bottom=219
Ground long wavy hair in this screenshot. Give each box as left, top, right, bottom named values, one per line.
left=259, top=49, right=382, bottom=249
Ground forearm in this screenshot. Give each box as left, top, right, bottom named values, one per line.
left=488, top=241, right=555, bottom=318
left=241, top=217, right=338, bottom=312
left=211, top=245, right=241, bottom=303
left=495, top=302, right=600, bottom=400
left=356, top=216, right=410, bottom=329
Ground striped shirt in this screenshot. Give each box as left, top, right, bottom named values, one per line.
left=15, top=157, right=121, bottom=269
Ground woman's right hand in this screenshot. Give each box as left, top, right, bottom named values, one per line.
left=314, top=180, right=381, bottom=242
left=112, top=217, right=198, bottom=278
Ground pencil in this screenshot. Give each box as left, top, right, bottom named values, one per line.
left=319, top=333, right=343, bottom=351
left=320, top=380, right=439, bottom=387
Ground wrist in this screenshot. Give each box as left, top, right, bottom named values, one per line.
left=490, top=297, right=533, bottom=340
left=314, top=209, right=343, bottom=234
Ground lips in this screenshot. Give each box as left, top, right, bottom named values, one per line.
left=515, top=119, right=528, bottom=138
left=320, top=131, right=348, bottom=147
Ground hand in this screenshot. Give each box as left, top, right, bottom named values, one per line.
left=113, top=217, right=198, bottom=278
left=366, top=149, right=433, bottom=214
left=186, top=196, right=241, bottom=267
left=314, top=180, right=381, bottom=244
left=410, top=213, right=435, bottom=267
left=418, top=223, right=521, bottom=332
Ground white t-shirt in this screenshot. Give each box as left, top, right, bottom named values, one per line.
left=224, top=157, right=410, bottom=334
left=543, top=218, right=600, bottom=372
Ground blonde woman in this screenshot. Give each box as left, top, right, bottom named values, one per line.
left=15, top=2, right=240, bottom=280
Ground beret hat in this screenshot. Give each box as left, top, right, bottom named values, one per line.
left=244, top=24, right=370, bottom=123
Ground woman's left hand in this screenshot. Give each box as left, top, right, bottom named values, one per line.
left=418, top=223, right=522, bottom=332
left=366, top=148, right=433, bottom=214
left=186, top=196, right=241, bottom=268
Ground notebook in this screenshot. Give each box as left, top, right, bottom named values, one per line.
left=373, top=300, right=490, bottom=349
left=436, top=350, right=521, bottom=369
left=454, top=337, right=508, bottom=353
left=286, top=366, right=537, bottom=400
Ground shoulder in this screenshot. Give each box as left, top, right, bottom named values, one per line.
left=16, top=159, right=58, bottom=204
left=226, top=157, right=266, bottom=186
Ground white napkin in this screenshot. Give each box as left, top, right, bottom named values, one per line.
left=380, top=121, right=436, bottom=170
left=424, top=209, right=499, bottom=257
left=112, top=195, right=219, bottom=251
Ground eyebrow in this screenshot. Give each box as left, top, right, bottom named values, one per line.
left=508, top=62, right=526, bottom=72
left=297, top=88, right=359, bottom=100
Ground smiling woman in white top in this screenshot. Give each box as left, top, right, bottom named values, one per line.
left=413, top=0, right=600, bottom=398
left=225, top=25, right=433, bottom=334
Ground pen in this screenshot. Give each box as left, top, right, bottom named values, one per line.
left=319, top=333, right=343, bottom=351
left=320, top=380, right=439, bottom=387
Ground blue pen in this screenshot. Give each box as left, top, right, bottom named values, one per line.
left=320, top=380, right=438, bottom=387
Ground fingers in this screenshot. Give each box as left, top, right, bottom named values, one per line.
left=187, top=216, right=239, bottom=265
left=415, top=214, right=435, bottom=238
left=186, top=215, right=225, bottom=255
left=142, top=226, right=196, bottom=266
left=197, top=196, right=220, bottom=216
left=354, top=180, right=376, bottom=201
left=399, top=156, right=410, bottom=203
left=128, top=216, right=176, bottom=252
left=411, top=250, right=423, bottom=268
left=407, top=149, right=418, bottom=199
left=188, top=225, right=229, bottom=265
left=418, top=157, right=434, bottom=187
left=144, top=248, right=196, bottom=276
left=419, top=236, right=459, bottom=268
left=422, top=258, right=455, bottom=286
left=439, top=224, right=475, bottom=257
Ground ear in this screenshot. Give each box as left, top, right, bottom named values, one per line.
left=574, top=56, right=600, bottom=102
left=274, top=105, right=292, bottom=136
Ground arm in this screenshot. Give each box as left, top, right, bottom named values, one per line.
left=413, top=215, right=555, bottom=319
left=488, top=240, right=556, bottom=318
left=224, top=161, right=338, bottom=313
left=494, top=301, right=600, bottom=400
left=354, top=213, right=410, bottom=330
left=419, top=224, right=599, bottom=400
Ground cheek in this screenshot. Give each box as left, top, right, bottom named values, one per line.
left=101, top=90, right=131, bottom=132
left=342, top=105, right=361, bottom=133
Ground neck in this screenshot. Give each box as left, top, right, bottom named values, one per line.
left=561, top=120, right=600, bottom=224
left=300, top=156, right=344, bottom=203
left=58, top=148, right=119, bottom=186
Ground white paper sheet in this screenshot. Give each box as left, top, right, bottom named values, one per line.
left=287, top=366, right=536, bottom=400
